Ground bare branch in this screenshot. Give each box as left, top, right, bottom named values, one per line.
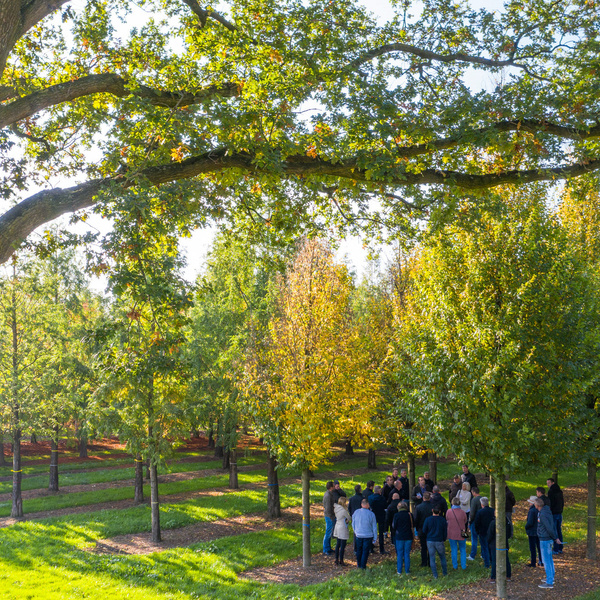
left=180, top=0, right=237, bottom=32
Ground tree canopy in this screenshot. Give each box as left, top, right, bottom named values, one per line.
left=1, top=0, right=599, bottom=260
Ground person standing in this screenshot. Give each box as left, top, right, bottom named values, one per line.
left=362, top=480, right=375, bottom=500
left=333, top=496, right=351, bottom=566
left=393, top=501, right=414, bottom=575
left=415, top=492, right=434, bottom=567
left=446, top=498, right=468, bottom=571
left=536, top=497, right=561, bottom=589
left=505, top=484, right=516, bottom=524
left=472, top=497, right=494, bottom=569
left=456, top=482, right=472, bottom=519
left=525, top=496, right=543, bottom=567
left=382, top=475, right=395, bottom=503
left=487, top=515, right=512, bottom=583
left=323, top=481, right=335, bottom=555
left=386, top=492, right=401, bottom=540
left=461, top=465, right=477, bottom=490
left=536, top=486, right=550, bottom=507
left=422, top=507, right=448, bottom=578
left=423, top=470, right=435, bottom=490
left=411, top=476, right=430, bottom=507
left=349, top=484, right=364, bottom=516
left=547, top=477, right=564, bottom=554
left=449, top=474, right=462, bottom=502
left=352, top=499, right=378, bottom=570
left=431, top=485, right=448, bottom=517
left=468, top=487, right=482, bottom=561
left=398, top=468, right=410, bottom=502
left=368, top=485, right=388, bottom=554
left=332, top=480, right=347, bottom=503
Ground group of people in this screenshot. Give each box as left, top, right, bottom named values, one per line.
left=322, top=466, right=565, bottom=590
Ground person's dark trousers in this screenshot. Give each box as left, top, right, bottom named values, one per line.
left=335, top=538, right=347, bottom=563
left=377, top=516, right=386, bottom=552
left=419, top=532, right=429, bottom=566
left=480, top=540, right=491, bottom=568
left=528, top=534, right=542, bottom=565
left=356, top=537, right=371, bottom=569
left=553, top=514, right=563, bottom=552
left=490, top=548, right=512, bottom=580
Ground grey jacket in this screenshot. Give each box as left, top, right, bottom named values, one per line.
left=323, top=490, right=335, bottom=519
left=536, top=505, right=558, bottom=541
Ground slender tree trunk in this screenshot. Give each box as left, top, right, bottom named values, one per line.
left=428, top=451, right=437, bottom=483
left=191, top=429, right=200, bottom=439
left=302, top=467, right=311, bottom=567
left=11, top=425, right=22, bottom=518
left=367, top=448, right=376, bottom=469
left=134, top=454, right=144, bottom=504
left=48, top=426, right=59, bottom=492
left=0, top=431, right=5, bottom=466
left=214, top=444, right=224, bottom=458
left=408, top=454, right=416, bottom=513
left=222, top=448, right=230, bottom=470
left=267, top=454, right=281, bottom=519
left=551, top=469, right=559, bottom=487
left=344, top=440, right=354, bottom=456
left=490, top=474, right=496, bottom=509
left=207, top=428, right=215, bottom=448
left=145, top=458, right=150, bottom=480
left=495, top=474, right=507, bottom=600
left=228, top=447, right=238, bottom=489
left=587, top=458, right=597, bottom=560
left=150, top=460, right=161, bottom=543
left=30, top=432, right=37, bottom=444
left=78, top=428, right=88, bottom=458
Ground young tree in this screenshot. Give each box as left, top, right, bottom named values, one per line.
left=394, top=187, right=594, bottom=599
left=245, top=238, right=378, bottom=566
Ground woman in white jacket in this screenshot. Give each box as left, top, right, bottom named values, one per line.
left=333, top=496, right=351, bottom=565
left=457, top=482, right=472, bottom=524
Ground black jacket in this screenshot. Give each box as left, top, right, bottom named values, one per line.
left=548, top=483, right=564, bottom=515
left=487, top=516, right=513, bottom=549
left=411, top=484, right=431, bottom=506
left=525, top=504, right=538, bottom=536
left=332, top=488, right=347, bottom=503
left=386, top=498, right=400, bottom=528
left=393, top=508, right=414, bottom=541
left=415, top=500, right=433, bottom=534
left=430, top=492, right=448, bottom=516
left=473, top=505, right=495, bottom=538
left=368, top=492, right=387, bottom=521
left=349, top=493, right=363, bottom=516
left=461, top=471, right=477, bottom=490
left=505, top=486, right=516, bottom=512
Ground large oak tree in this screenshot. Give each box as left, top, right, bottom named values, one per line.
left=0, top=0, right=599, bottom=260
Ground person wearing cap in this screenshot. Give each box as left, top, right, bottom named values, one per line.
left=449, top=474, right=462, bottom=502
left=332, top=479, right=347, bottom=503
left=525, top=496, right=543, bottom=567
left=536, top=497, right=561, bottom=589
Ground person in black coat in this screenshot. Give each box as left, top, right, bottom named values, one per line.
left=411, top=476, right=431, bottom=507
left=415, top=492, right=434, bottom=567
left=473, top=497, right=494, bottom=568
left=461, top=465, right=477, bottom=490
left=547, top=478, right=564, bottom=553
left=488, top=515, right=513, bottom=582
left=332, top=480, right=347, bottom=503
left=393, top=502, right=414, bottom=574
left=398, top=469, right=410, bottom=502
left=505, top=484, right=516, bottom=523
left=368, top=486, right=388, bottom=554
left=430, top=485, right=448, bottom=517
left=525, top=496, right=543, bottom=567
left=349, top=484, right=364, bottom=516
left=386, top=493, right=401, bottom=539
left=362, top=480, right=375, bottom=500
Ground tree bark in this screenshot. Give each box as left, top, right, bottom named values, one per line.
left=145, top=458, right=150, bottom=480
left=134, top=454, right=144, bottom=504
left=367, top=448, right=376, bottom=469
left=48, top=426, right=59, bottom=492
left=214, top=444, right=224, bottom=458
left=490, top=474, right=496, bottom=509
left=267, top=454, right=281, bottom=519
left=207, top=428, right=215, bottom=448
left=0, top=431, right=5, bottom=466
left=495, top=474, right=507, bottom=600
left=428, top=451, right=437, bottom=483
left=78, top=429, right=88, bottom=458
left=302, top=467, right=311, bottom=567
left=30, top=432, right=37, bottom=444
left=150, top=461, right=161, bottom=543
left=551, top=469, right=559, bottom=487
left=408, top=454, right=416, bottom=513
left=11, top=425, right=22, bottom=518
left=228, top=447, right=238, bottom=489
left=344, top=440, right=354, bottom=456
left=587, top=458, right=597, bottom=560
left=222, top=448, right=230, bottom=470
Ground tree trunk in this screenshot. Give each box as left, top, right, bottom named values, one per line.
left=214, top=444, right=224, bottom=458
left=207, top=428, right=215, bottom=448
left=134, top=454, right=144, bottom=504
left=587, top=458, right=597, bottom=560
left=267, top=454, right=281, bottom=519
left=302, top=467, right=311, bottom=567
left=222, top=448, right=230, bottom=470
left=495, top=474, right=507, bottom=600
left=551, top=469, right=559, bottom=487
left=48, top=426, right=59, bottom=492
left=228, top=447, right=238, bottom=489
left=78, top=429, right=88, bottom=458
left=0, top=431, right=5, bottom=466
left=30, top=432, right=37, bottom=444
left=428, top=451, right=437, bottom=483
left=367, top=448, right=376, bottom=469
left=150, top=461, right=161, bottom=543
left=490, top=474, right=496, bottom=509
left=11, top=425, right=22, bottom=518
left=408, top=454, right=416, bottom=513
left=191, top=429, right=200, bottom=439
left=344, top=440, right=354, bottom=456
left=145, top=458, right=150, bottom=480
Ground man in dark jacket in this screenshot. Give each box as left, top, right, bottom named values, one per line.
left=472, top=496, right=494, bottom=568
left=332, top=480, right=347, bottom=503
left=423, top=471, right=435, bottom=490
left=536, top=486, right=550, bottom=507
left=487, top=515, right=513, bottom=582
left=536, top=497, right=561, bottom=589
left=368, top=485, right=388, bottom=554
left=386, top=492, right=401, bottom=539
left=422, top=508, right=448, bottom=578
left=505, top=484, right=516, bottom=524
left=362, top=480, right=375, bottom=500
left=449, top=474, right=462, bottom=502
left=382, top=475, right=395, bottom=503
left=430, top=485, right=448, bottom=517
left=411, top=476, right=431, bottom=507
left=349, top=484, right=364, bottom=516
left=322, top=481, right=335, bottom=555
left=546, top=478, right=564, bottom=554
left=398, top=468, right=410, bottom=502
left=415, top=491, right=434, bottom=567
left=468, top=487, right=482, bottom=560
left=461, top=465, right=477, bottom=490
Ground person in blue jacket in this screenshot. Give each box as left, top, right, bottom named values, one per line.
left=536, top=497, right=561, bottom=589
left=422, top=507, right=448, bottom=578
left=525, top=496, right=542, bottom=567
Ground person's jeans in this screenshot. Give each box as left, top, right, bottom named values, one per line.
left=528, top=534, right=542, bottom=565
left=490, top=547, right=511, bottom=580
left=470, top=526, right=478, bottom=558
left=481, top=538, right=491, bottom=568
left=323, top=516, right=334, bottom=553
left=449, top=539, right=467, bottom=569
left=553, top=514, right=563, bottom=552
left=395, top=539, right=412, bottom=573
left=427, top=541, right=447, bottom=578
left=356, top=536, right=371, bottom=569
left=335, top=538, right=347, bottom=563
left=540, top=539, right=555, bottom=585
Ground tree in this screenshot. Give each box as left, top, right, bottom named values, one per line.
left=0, top=0, right=599, bottom=261
left=393, top=188, right=594, bottom=599
left=244, top=238, right=378, bottom=566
